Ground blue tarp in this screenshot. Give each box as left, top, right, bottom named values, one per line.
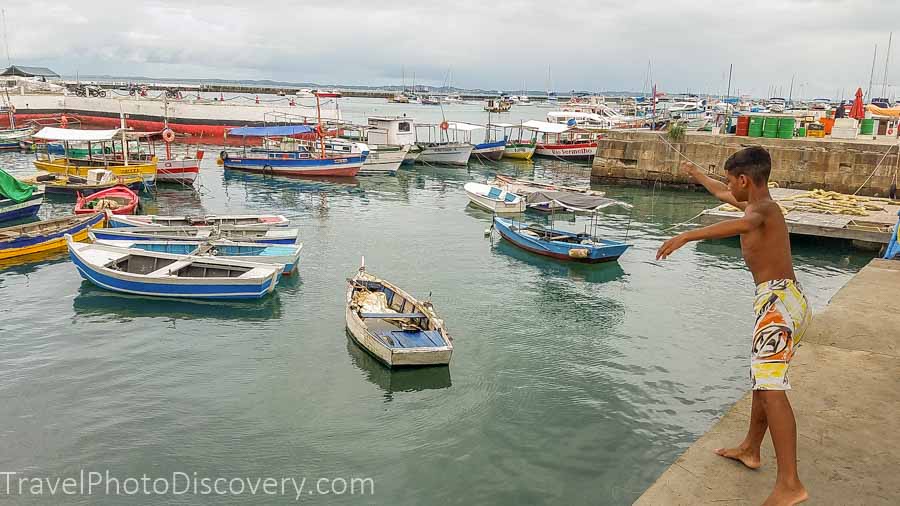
left=884, top=211, right=900, bottom=260
left=227, top=125, right=315, bottom=137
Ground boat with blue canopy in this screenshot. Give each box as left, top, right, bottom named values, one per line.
left=492, top=190, right=632, bottom=263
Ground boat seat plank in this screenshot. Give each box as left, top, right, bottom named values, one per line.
left=360, top=312, right=426, bottom=319
left=148, top=259, right=192, bottom=276
left=377, top=330, right=445, bottom=349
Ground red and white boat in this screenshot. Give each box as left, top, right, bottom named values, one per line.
left=75, top=185, right=139, bottom=215
left=5, top=93, right=342, bottom=141
left=523, top=120, right=600, bottom=161
left=157, top=156, right=201, bottom=184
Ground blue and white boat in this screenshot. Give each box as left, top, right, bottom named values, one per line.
left=471, top=139, right=507, bottom=161
left=222, top=125, right=368, bottom=177
left=107, top=213, right=289, bottom=228
left=91, top=233, right=303, bottom=275
left=91, top=225, right=300, bottom=245
left=493, top=217, right=631, bottom=263
left=0, top=168, right=43, bottom=223
left=67, top=235, right=282, bottom=300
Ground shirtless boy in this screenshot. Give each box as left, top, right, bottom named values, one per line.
left=656, top=147, right=812, bottom=506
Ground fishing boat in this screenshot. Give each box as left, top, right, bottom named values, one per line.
left=222, top=124, right=367, bottom=177
left=490, top=123, right=537, bottom=160
left=107, top=213, right=289, bottom=228
left=493, top=175, right=605, bottom=204
left=365, top=117, right=419, bottom=165
left=415, top=123, right=473, bottom=166
left=0, top=168, right=43, bottom=223
left=75, top=186, right=139, bottom=215
left=463, top=182, right=525, bottom=214
left=67, top=236, right=282, bottom=300
left=446, top=122, right=506, bottom=161
left=0, top=212, right=105, bottom=260
left=90, top=224, right=300, bottom=245
left=0, top=125, right=35, bottom=150
left=20, top=172, right=144, bottom=195
left=493, top=217, right=630, bottom=263
left=523, top=120, right=599, bottom=161
left=346, top=258, right=452, bottom=367
left=31, top=127, right=158, bottom=185
left=492, top=191, right=631, bottom=263
left=359, top=145, right=410, bottom=175
left=91, top=233, right=303, bottom=275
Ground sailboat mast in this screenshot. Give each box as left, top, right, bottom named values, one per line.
left=867, top=44, right=878, bottom=101
left=1, top=9, right=10, bottom=68
left=882, top=32, right=892, bottom=99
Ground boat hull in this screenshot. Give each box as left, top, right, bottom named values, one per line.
left=472, top=140, right=506, bottom=161
left=0, top=192, right=43, bottom=223
left=90, top=226, right=300, bottom=245
left=223, top=154, right=364, bottom=177
left=493, top=217, right=629, bottom=263
left=534, top=142, right=597, bottom=161
left=68, top=248, right=279, bottom=300
left=107, top=214, right=289, bottom=228
left=0, top=212, right=105, bottom=260
left=359, top=146, right=409, bottom=175
left=502, top=144, right=536, bottom=160
left=416, top=143, right=473, bottom=166
left=34, top=158, right=158, bottom=185
left=75, top=187, right=139, bottom=215
left=157, top=159, right=200, bottom=184
left=463, top=183, right=525, bottom=215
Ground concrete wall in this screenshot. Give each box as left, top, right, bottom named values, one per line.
left=591, top=131, right=900, bottom=197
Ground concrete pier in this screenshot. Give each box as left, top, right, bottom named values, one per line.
left=592, top=131, right=900, bottom=197
left=635, top=259, right=900, bottom=505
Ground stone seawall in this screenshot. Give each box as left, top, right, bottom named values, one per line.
left=591, top=131, right=900, bottom=197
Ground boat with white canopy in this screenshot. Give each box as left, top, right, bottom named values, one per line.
left=31, top=127, right=158, bottom=185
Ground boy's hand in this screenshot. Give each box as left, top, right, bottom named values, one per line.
left=682, top=162, right=701, bottom=180
left=657, top=233, right=689, bottom=260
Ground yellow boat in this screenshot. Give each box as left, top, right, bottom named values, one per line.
left=502, top=141, right=537, bottom=160
left=31, top=127, right=157, bottom=184
left=0, top=213, right=106, bottom=261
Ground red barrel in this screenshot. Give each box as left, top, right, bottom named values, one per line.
left=735, top=116, right=751, bottom=136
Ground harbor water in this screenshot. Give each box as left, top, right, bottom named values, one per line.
left=0, top=99, right=876, bottom=504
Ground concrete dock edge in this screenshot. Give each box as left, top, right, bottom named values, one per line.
left=635, top=259, right=900, bottom=505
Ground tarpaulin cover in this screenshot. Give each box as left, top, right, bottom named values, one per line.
left=885, top=211, right=900, bottom=260
left=866, top=104, right=900, bottom=117
left=32, top=127, right=123, bottom=142
left=0, top=167, right=35, bottom=202
left=227, top=125, right=315, bottom=137
left=525, top=190, right=631, bottom=212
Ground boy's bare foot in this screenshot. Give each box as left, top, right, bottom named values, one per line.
left=761, top=483, right=808, bottom=505
left=714, top=445, right=761, bottom=469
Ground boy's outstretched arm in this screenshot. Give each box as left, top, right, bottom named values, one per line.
left=657, top=209, right=764, bottom=260
left=683, top=162, right=748, bottom=210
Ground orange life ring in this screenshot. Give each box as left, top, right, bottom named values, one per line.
left=162, top=128, right=176, bottom=142
left=889, top=128, right=895, bottom=136
left=440, top=120, right=449, bottom=130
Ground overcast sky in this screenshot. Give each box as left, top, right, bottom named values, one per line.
left=4, top=0, right=898, bottom=98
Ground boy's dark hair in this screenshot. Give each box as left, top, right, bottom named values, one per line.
left=724, top=146, right=771, bottom=185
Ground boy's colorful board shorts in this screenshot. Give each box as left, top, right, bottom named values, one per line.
left=751, top=279, right=812, bottom=390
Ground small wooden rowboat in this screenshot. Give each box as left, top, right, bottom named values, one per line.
left=91, top=233, right=303, bottom=275
left=346, top=258, right=452, bottom=368
left=107, top=213, right=289, bottom=228
left=90, top=225, right=300, bottom=245
left=463, top=182, right=525, bottom=214
left=67, top=236, right=282, bottom=300
left=75, top=186, right=139, bottom=215
left=20, top=173, right=145, bottom=195
left=0, top=213, right=105, bottom=261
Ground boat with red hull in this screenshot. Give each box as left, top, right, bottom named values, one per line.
left=75, top=186, right=140, bottom=215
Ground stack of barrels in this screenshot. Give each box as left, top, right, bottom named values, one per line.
left=777, top=118, right=795, bottom=139
left=763, top=117, right=780, bottom=138
left=748, top=116, right=765, bottom=137
left=735, top=116, right=751, bottom=136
